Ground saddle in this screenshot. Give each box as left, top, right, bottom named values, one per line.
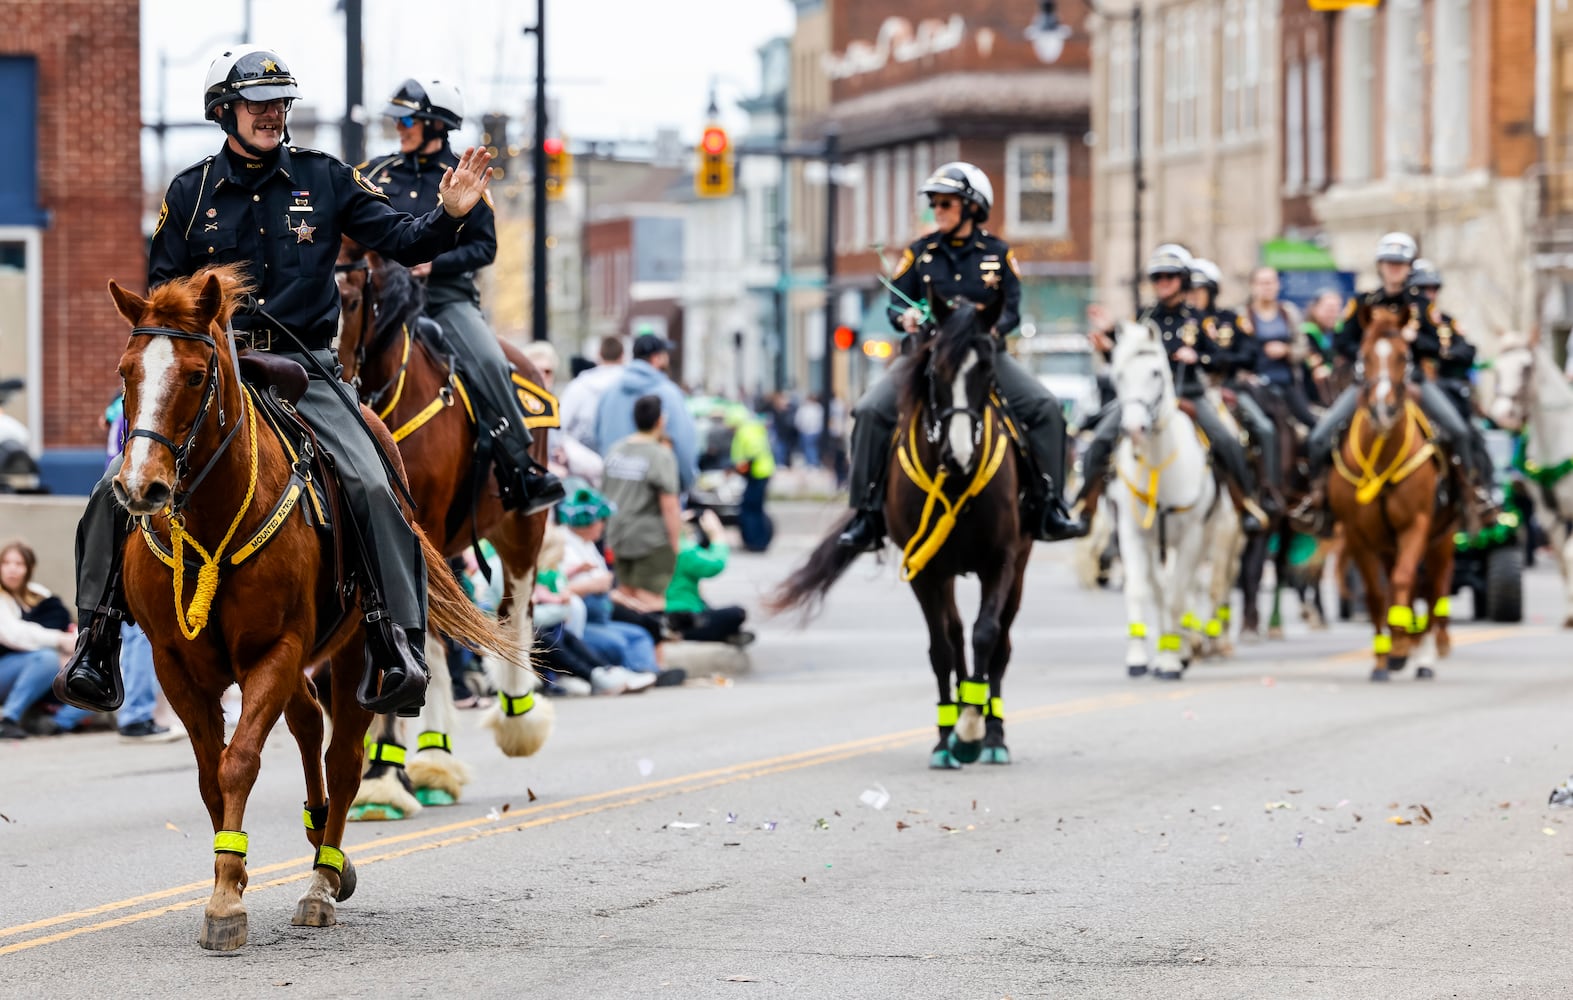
left=406, top=318, right=561, bottom=432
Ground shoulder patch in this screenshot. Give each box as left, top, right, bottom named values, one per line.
left=1238, top=312, right=1254, bottom=334
left=1005, top=249, right=1021, bottom=278
left=892, top=248, right=915, bottom=280
left=153, top=199, right=169, bottom=237
left=481, top=189, right=495, bottom=210
left=1342, top=299, right=1357, bottom=318
left=352, top=166, right=387, bottom=198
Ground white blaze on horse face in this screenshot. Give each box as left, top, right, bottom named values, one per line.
left=1373, top=339, right=1395, bottom=423
left=121, top=338, right=179, bottom=494
left=948, top=348, right=978, bottom=469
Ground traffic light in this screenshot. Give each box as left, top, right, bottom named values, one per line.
left=696, top=125, right=733, bottom=198
left=861, top=339, right=894, bottom=360
left=544, top=137, right=572, bottom=201
left=833, top=325, right=857, bottom=351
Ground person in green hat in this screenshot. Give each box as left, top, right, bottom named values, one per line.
left=726, top=404, right=775, bottom=552
left=665, top=508, right=753, bottom=646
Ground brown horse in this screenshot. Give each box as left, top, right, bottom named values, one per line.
left=1327, top=305, right=1459, bottom=681
left=108, top=264, right=521, bottom=949
left=334, top=241, right=551, bottom=819
left=770, top=301, right=1031, bottom=767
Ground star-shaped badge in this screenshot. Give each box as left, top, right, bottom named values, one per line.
left=982, top=270, right=1001, bottom=289
left=262, top=59, right=279, bottom=73
left=290, top=219, right=315, bottom=244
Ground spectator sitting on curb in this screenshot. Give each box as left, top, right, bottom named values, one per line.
left=603, top=394, right=682, bottom=608
left=0, top=540, right=92, bottom=739
left=666, top=508, right=754, bottom=646
left=558, top=486, right=670, bottom=681
left=593, top=334, right=699, bottom=494
left=533, top=522, right=653, bottom=696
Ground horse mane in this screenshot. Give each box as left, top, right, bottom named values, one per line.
left=1358, top=305, right=1409, bottom=352
left=898, top=299, right=988, bottom=416
left=1110, top=319, right=1164, bottom=372
left=369, top=254, right=426, bottom=343
left=145, top=263, right=255, bottom=332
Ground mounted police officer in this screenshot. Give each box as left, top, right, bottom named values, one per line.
left=1408, top=259, right=1478, bottom=419
left=1188, top=259, right=1282, bottom=508
left=835, top=162, right=1083, bottom=552
left=1291, top=233, right=1496, bottom=531
left=57, top=46, right=494, bottom=718
left=1076, top=244, right=1270, bottom=535
left=361, top=78, right=564, bottom=516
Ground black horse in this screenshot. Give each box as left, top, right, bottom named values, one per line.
left=770, top=301, right=1032, bottom=768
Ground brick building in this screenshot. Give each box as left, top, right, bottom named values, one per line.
left=809, top=0, right=1094, bottom=399
left=2, top=1, right=145, bottom=488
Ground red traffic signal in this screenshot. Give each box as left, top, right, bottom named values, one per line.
left=543, top=137, right=564, bottom=156
left=833, top=326, right=856, bottom=351
left=701, top=127, right=729, bottom=156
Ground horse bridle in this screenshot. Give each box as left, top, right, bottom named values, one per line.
left=124, top=325, right=247, bottom=516
left=923, top=332, right=992, bottom=447
left=334, top=256, right=374, bottom=389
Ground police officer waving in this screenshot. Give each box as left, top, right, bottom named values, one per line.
left=362, top=78, right=564, bottom=515
left=836, top=162, right=1083, bottom=552
left=58, top=46, right=493, bottom=717
left=1077, top=244, right=1269, bottom=534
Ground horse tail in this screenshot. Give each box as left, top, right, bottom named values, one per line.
left=765, top=510, right=863, bottom=619
left=419, top=528, right=531, bottom=666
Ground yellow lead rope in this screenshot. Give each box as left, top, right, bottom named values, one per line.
left=165, top=390, right=260, bottom=640
left=896, top=409, right=1009, bottom=581
left=1333, top=400, right=1436, bottom=505
left=375, top=326, right=413, bottom=421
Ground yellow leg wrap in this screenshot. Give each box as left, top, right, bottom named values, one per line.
left=1217, top=605, right=1232, bottom=622
left=1387, top=606, right=1414, bottom=632
left=417, top=731, right=452, bottom=753
left=367, top=741, right=406, bottom=767
left=936, top=703, right=959, bottom=728
left=214, top=831, right=249, bottom=858
left=1128, top=622, right=1147, bottom=639
left=958, top=680, right=989, bottom=706
left=988, top=697, right=1004, bottom=719
left=1180, top=612, right=1201, bottom=631
left=1413, top=613, right=1429, bottom=633
left=1204, top=618, right=1223, bottom=638
left=498, top=691, right=535, bottom=717
left=314, top=845, right=346, bottom=872
left=1157, top=633, right=1183, bottom=652
left=1433, top=596, right=1451, bottom=619
left=303, top=803, right=329, bottom=831
left=1373, top=634, right=1393, bottom=654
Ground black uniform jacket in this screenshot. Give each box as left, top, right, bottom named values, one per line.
left=887, top=229, right=1022, bottom=336
left=149, top=144, right=467, bottom=351
left=1332, top=286, right=1443, bottom=373
left=1100, top=299, right=1216, bottom=397
left=359, top=142, right=497, bottom=294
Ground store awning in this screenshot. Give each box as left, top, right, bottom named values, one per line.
left=1261, top=238, right=1339, bottom=271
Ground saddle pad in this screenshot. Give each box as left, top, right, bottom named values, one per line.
left=511, top=372, right=560, bottom=431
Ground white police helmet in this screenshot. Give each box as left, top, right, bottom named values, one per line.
left=1375, top=232, right=1419, bottom=264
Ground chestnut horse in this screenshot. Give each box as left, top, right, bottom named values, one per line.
left=108, top=265, right=521, bottom=950
left=335, top=241, right=551, bottom=819
left=1328, top=305, right=1459, bottom=681
left=771, top=301, right=1031, bottom=768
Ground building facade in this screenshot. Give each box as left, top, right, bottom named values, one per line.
left=3, top=1, right=145, bottom=488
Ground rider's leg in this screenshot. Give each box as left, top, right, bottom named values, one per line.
left=1291, top=384, right=1360, bottom=527
left=55, top=461, right=132, bottom=712
left=297, top=358, right=430, bottom=714
left=1418, top=379, right=1497, bottom=522
left=427, top=296, right=565, bottom=515
left=1191, top=398, right=1267, bottom=534
left=1071, top=403, right=1121, bottom=526
left=836, top=367, right=902, bottom=551
left=1236, top=390, right=1282, bottom=513
left=993, top=351, right=1084, bottom=540
left=1283, top=380, right=1319, bottom=429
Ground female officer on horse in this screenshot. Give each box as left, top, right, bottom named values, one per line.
left=58, top=46, right=495, bottom=718
left=1292, top=233, right=1497, bottom=532
left=360, top=78, right=564, bottom=516
left=836, top=162, right=1083, bottom=552
left=1077, top=244, right=1270, bottom=535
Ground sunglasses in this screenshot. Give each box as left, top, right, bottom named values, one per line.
left=241, top=98, right=292, bottom=115
left=928, top=197, right=960, bottom=210
left=395, top=115, right=418, bottom=128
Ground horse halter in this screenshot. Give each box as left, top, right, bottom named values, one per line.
left=922, top=335, right=990, bottom=449
left=125, top=325, right=246, bottom=515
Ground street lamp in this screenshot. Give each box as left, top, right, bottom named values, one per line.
left=1027, top=0, right=1144, bottom=315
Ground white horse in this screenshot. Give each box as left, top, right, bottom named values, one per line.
left=1109, top=322, right=1234, bottom=679
left=1489, top=329, right=1573, bottom=626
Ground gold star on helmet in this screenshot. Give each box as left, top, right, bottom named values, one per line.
left=261, top=58, right=278, bottom=73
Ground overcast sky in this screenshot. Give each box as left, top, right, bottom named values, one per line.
left=140, top=0, right=796, bottom=180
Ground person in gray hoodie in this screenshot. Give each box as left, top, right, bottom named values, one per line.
left=594, top=334, right=699, bottom=493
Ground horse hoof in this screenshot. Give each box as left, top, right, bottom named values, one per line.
left=929, top=748, right=962, bottom=770
left=1267, top=626, right=1285, bottom=640
left=348, top=803, right=407, bottom=822
left=198, top=912, right=248, bottom=952
left=1416, top=666, right=1436, bottom=680
left=291, top=897, right=337, bottom=928
left=334, top=858, right=357, bottom=902
left=1180, top=657, right=1192, bottom=670
left=415, top=788, right=456, bottom=807
left=947, top=732, right=983, bottom=765
left=1154, top=669, right=1183, bottom=681
left=1370, top=669, right=1390, bottom=683
left=1128, top=663, right=1149, bottom=678
left=980, top=745, right=1012, bottom=765
left=1387, top=656, right=1408, bottom=673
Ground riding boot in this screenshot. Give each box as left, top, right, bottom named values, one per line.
left=486, top=415, right=567, bottom=516
left=837, top=376, right=900, bottom=552
left=54, top=472, right=131, bottom=712
left=357, top=611, right=430, bottom=718
left=1035, top=480, right=1088, bottom=541
left=1070, top=404, right=1120, bottom=534
left=1468, top=435, right=1502, bottom=529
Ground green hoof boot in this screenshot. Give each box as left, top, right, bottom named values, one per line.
left=929, top=748, right=961, bottom=770
left=947, top=732, right=983, bottom=765
left=415, top=787, right=456, bottom=807
left=980, top=745, right=1011, bottom=765
left=347, top=803, right=406, bottom=822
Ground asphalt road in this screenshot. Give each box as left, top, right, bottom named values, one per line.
left=3, top=502, right=1572, bottom=998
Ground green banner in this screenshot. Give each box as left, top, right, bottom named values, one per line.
left=1260, top=238, right=1338, bottom=271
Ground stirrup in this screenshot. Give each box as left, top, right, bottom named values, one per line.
left=357, top=616, right=429, bottom=716
left=53, top=612, right=127, bottom=713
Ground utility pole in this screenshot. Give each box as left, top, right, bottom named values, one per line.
left=1129, top=6, right=1144, bottom=316
left=525, top=0, right=549, bottom=342
left=821, top=129, right=839, bottom=406
left=343, top=0, right=364, bottom=165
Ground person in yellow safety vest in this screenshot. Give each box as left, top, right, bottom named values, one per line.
left=726, top=405, right=775, bottom=552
